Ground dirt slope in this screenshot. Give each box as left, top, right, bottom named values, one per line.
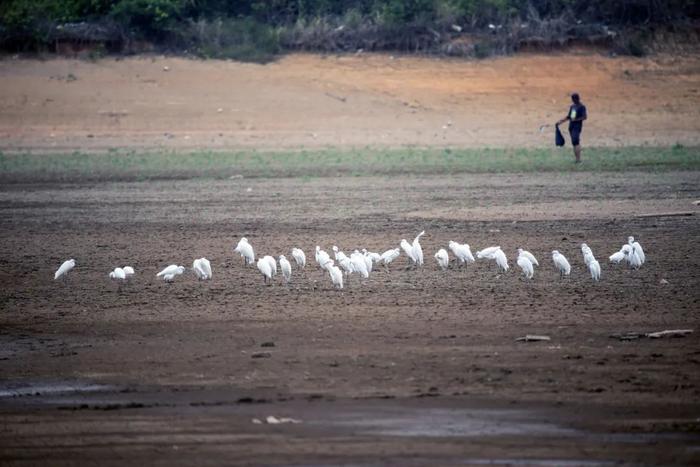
left=0, top=53, right=699, bottom=151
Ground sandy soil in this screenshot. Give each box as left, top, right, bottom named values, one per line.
left=1, top=169, right=699, bottom=465
left=1, top=53, right=699, bottom=151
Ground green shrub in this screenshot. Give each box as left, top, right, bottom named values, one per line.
left=109, top=0, right=185, bottom=40
left=182, top=17, right=281, bottom=63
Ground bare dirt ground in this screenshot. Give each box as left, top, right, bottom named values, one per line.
left=1, top=52, right=699, bottom=151
left=1, top=170, right=699, bottom=465
left=1, top=53, right=700, bottom=465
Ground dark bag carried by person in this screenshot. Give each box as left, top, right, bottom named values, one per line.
left=555, top=124, right=565, bottom=146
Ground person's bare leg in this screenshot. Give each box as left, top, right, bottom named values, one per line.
left=574, top=145, right=581, bottom=163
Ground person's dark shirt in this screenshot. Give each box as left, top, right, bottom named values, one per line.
left=568, top=103, right=587, bottom=131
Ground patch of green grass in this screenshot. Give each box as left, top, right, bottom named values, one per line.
left=0, top=146, right=698, bottom=182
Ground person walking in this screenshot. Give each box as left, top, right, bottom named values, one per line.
left=557, top=93, right=587, bottom=163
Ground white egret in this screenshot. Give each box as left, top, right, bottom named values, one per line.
left=494, top=249, right=509, bottom=272
left=609, top=244, right=631, bottom=264
left=448, top=241, right=475, bottom=266
left=628, top=246, right=643, bottom=269
left=279, top=255, right=292, bottom=283
left=199, top=258, right=212, bottom=279
left=380, top=248, right=400, bottom=268
left=257, top=258, right=273, bottom=284
left=516, top=255, right=534, bottom=279
left=109, top=267, right=126, bottom=280
left=476, top=246, right=501, bottom=259
left=321, top=258, right=336, bottom=272
left=588, top=259, right=601, bottom=281
left=628, top=236, right=645, bottom=264
left=234, top=238, right=255, bottom=265
left=54, top=259, right=75, bottom=281
left=609, top=250, right=625, bottom=263
left=363, top=249, right=382, bottom=265
left=350, top=252, right=369, bottom=279
left=400, top=239, right=416, bottom=264
left=552, top=250, right=571, bottom=277
left=315, top=246, right=330, bottom=268
left=192, top=258, right=211, bottom=280
left=291, top=248, right=306, bottom=269
left=412, top=231, right=425, bottom=266
left=434, top=248, right=449, bottom=270
left=192, top=259, right=205, bottom=279
left=356, top=250, right=373, bottom=273
left=157, top=264, right=185, bottom=278
left=328, top=265, right=344, bottom=289
left=338, top=256, right=354, bottom=275
left=332, top=246, right=347, bottom=261
left=263, top=255, right=277, bottom=276
left=122, top=266, right=135, bottom=276
left=516, top=248, right=539, bottom=267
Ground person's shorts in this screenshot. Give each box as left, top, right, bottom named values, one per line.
left=569, top=128, right=582, bottom=146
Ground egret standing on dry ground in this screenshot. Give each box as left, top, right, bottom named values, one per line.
left=477, top=246, right=508, bottom=272
left=350, top=251, right=369, bottom=279
left=262, top=255, right=277, bottom=276
left=494, top=249, right=509, bottom=272
left=516, top=252, right=534, bottom=279
left=412, top=231, right=425, bottom=266
left=435, top=248, right=449, bottom=270
left=363, top=249, right=382, bottom=266
left=581, top=244, right=601, bottom=281
left=581, top=243, right=594, bottom=265
left=609, top=244, right=631, bottom=264
left=291, top=248, right=306, bottom=269
left=327, top=263, right=344, bottom=289
left=109, top=267, right=127, bottom=291
left=628, top=237, right=645, bottom=264
left=315, top=246, right=330, bottom=269
left=628, top=246, right=643, bottom=269
left=400, top=239, right=416, bottom=265
left=157, top=264, right=185, bottom=277
left=449, top=241, right=475, bottom=267
left=552, top=250, right=571, bottom=277
left=257, top=257, right=274, bottom=284
left=516, top=248, right=538, bottom=267
left=234, top=238, right=255, bottom=265
left=476, top=246, right=501, bottom=260
left=192, top=258, right=212, bottom=280
left=380, top=248, right=400, bottom=270
left=279, top=255, right=292, bottom=283
left=54, top=259, right=75, bottom=281
left=588, top=258, right=601, bottom=281
left=109, top=267, right=126, bottom=280
left=157, top=264, right=185, bottom=281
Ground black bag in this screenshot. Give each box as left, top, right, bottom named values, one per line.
left=555, top=124, right=565, bottom=146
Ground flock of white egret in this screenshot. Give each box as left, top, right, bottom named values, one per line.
left=52, top=233, right=647, bottom=290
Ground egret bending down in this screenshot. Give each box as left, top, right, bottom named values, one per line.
left=449, top=241, right=475, bottom=266
left=551, top=251, right=571, bottom=277
left=517, top=248, right=539, bottom=267
left=234, top=238, right=255, bottom=265
left=434, top=248, right=449, bottom=270
left=54, top=259, right=75, bottom=281
left=157, top=264, right=185, bottom=280
left=257, top=257, right=274, bottom=284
